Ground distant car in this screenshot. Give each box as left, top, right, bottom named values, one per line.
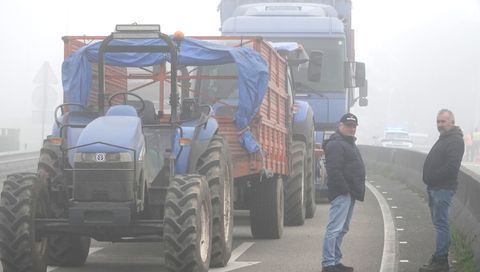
left=409, top=132, right=432, bottom=153
left=381, top=128, right=413, bottom=149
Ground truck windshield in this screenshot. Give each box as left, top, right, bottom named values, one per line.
left=270, top=37, right=345, bottom=93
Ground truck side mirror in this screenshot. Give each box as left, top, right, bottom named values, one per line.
left=308, top=51, right=323, bottom=82
left=359, top=97, right=368, bottom=107
left=344, top=62, right=353, bottom=88
left=359, top=80, right=368, bottom=97
left=355, top=62, right=366, bottom=87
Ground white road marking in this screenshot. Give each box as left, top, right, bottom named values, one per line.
left=387, top=198, right=393, bottom=201
left=400, top=260, right=409, bottom=263
left=399, top=241, right=408, bottom=244
left=210, top=242, right=260, bottom=272
left=391, top=206, right=398, bottom=209
left=47, top=247, right=103, bottom=272
left=396, top=216, right=403, bottom=219
left=396, top=228, right=404, bottom=231
left=366, top=182, right=396, bottom=272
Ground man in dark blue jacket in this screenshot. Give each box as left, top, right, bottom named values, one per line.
left=321, top=113, right=365, bottom=272
left=419, top=109, right=464, bottom=272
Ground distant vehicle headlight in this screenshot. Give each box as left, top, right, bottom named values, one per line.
left=75, top=152, right=132, bottom=162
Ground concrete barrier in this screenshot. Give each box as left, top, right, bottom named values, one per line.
left=359, top=145, right=480, bottom=267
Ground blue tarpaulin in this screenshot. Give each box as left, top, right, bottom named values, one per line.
left=62, top=37, right=268, bottom=153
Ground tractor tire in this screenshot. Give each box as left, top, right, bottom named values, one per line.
left=37, top=141, right=91, bottom=266
left=284, top=141, right=306, bottom=226
left=305, top=130, right=317, bottom=219
left=197, top=135, right=234, bottom=268
left=0, top=173, right=49, bottom=272
left=250, top=176, right=284, bottom=239
left=47, top=236, right=91, bottom=267
left=164, top=175, right=212, bottom=272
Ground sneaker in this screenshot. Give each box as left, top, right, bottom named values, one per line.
left=335, top=263, right=354, bottom=272
left=322, top=265, right=342, bottom=272
left=418, top=258, right=449, bottom=272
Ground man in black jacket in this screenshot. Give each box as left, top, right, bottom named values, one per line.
left=419, top=109, right=464, bottom=272
left=321, top=113, right=365, bottom=272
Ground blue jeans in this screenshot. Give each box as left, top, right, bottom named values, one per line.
left=322, top=194, right=355, bottom=267
left=428, top=188, right=454, bottom=258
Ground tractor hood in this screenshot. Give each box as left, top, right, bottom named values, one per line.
left=74, top=116, right=144, bottom=160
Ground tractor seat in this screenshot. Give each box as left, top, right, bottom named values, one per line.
left=105, top=105, right=138, bottom=117
left=127, top=100, right=158, bottom=125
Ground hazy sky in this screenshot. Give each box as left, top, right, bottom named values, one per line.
left=1, top=0, right=479, bottom=147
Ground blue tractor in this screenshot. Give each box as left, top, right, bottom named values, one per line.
left=0, top=25, right=263, bottom=271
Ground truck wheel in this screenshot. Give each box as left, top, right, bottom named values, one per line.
left=250, top=176, right=284, bottom=239
left=0, top=173, right=49, bottom=272
left=197, top=135, right=234, bottom=267
left=37, top=142, right=91, bottom=266
left=305, top=131, right=316, bottom=218
left=284, top=141, right=306, bottom=226
left=164, top=175, right=212, bottom=272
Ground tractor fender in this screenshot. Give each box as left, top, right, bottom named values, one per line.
left=173, top=118, right=219, bottom=174
left=292, top=100, right=314, bottom=143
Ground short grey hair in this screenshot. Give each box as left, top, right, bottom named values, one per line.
left=438, top=109, right=455, bottom=124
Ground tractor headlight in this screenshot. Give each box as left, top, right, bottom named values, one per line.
left=75, top=152, right=133, bottom=162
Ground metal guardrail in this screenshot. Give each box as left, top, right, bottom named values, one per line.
left=0, top=151, right=39, bottom=181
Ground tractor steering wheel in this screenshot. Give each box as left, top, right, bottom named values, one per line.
left=108, top=92, right=145, bottom=117
left=54, top=103, right=86, bottom=127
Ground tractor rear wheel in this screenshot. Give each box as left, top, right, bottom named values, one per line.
left=197, top=135, right=234, bottom=267
left=0, top=173, right=49, bottom=272
left=37, top=141, right=91, bottom=266
left=284, top=141, right=306, bottom=226
left=250, top=176, right=284, bottom=239
left=164, top=175, right=212, bottom=272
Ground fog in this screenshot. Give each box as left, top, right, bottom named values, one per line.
left=0, top=0, right=479, bottom=151
left=353, top=0, right=480, bottom=145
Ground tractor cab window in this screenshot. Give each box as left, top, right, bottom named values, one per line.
left=196, top=63, right=239, bottom=104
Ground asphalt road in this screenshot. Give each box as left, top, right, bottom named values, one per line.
left=0, top=171, right=441, bottom=272
left=37, top=188, right=382, bottom=272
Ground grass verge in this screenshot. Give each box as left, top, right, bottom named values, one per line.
left=450, top=224, right=478, bottom=272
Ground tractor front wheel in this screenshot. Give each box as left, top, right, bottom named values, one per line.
left=164, top=175, right=212, bottom=272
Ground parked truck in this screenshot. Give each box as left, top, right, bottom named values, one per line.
left=218, top=0, right=368, bottom=201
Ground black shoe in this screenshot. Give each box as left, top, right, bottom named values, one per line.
left=322, top=265, right=342, bottom=272
left=418, top=257, right=449, bottom=272
left=335, top=263, right=354, bottom=272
